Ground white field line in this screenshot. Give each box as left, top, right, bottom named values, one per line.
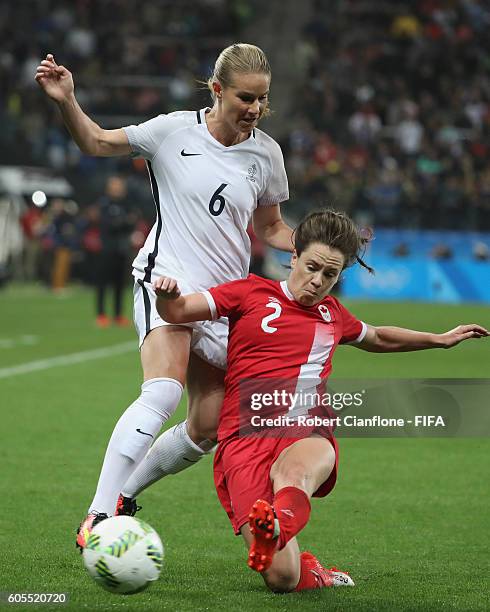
left=0, top=341, right=136, bottom=379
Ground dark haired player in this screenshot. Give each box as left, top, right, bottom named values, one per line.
left=131, top=210, right=488, bottom=592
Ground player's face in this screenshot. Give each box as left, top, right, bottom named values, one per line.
left=289, top=243, right=345, bottom=306
left=219, top=73, right=270, bottom=134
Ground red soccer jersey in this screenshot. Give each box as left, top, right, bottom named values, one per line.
left=204, top=274, right=366, bottom=442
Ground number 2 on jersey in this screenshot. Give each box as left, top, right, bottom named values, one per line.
left=261, top=302, right=282, bottom=334
left=209, top=183, right=228, bottom=216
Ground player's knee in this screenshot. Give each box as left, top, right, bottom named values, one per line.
left=262, top=568, right=297, bottom=593
left=139, top=377, right=183, bottom=420
left=117, top=378, right=183, bottom=463
left=273, top=460, right=310, bottom=490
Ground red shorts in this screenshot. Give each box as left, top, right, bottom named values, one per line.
left=213, top=435, right=339, bottom=535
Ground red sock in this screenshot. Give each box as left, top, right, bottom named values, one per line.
left=273, top=486, right=311, bottom=550
left=294, top=553, right=321, bottom=591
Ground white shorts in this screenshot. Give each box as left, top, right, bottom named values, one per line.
left=133, top=279, right=228, bottom=370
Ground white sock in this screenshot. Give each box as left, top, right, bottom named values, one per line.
left=88, top=377, right=183, bottom=515
left=121, top=420, right=214, bottom=498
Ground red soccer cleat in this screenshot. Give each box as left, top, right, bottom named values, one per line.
left=299, top=551, right=355, bottom=588
left=115, top=494, right=142, bottom=517
left=247, top=499, right=280, bottom=572
left=76, top=512, right=108, bottom=551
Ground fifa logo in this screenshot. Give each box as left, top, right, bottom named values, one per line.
left=247, top=162, right=257, bottom=182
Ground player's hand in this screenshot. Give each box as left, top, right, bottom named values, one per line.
left=35, top=54, right=74, bottom=102
left=153, top=276, right=181, bottom=300
left=439, top=324, right=489, bottom=348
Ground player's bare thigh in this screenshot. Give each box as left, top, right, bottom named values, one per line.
left=270, top=436, right=336, bottom=497
left=140, top=325, right=192, bottom=384
left=186, top=352, right=225, bottom=443
left=240, top=523, right=300, bottom=592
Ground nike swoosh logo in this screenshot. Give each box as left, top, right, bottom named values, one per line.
left=136, top=428, right=154, bottom=438
left=181, top=149, right=202, bottom=157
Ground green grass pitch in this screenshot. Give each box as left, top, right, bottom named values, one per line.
left=0, top=284, right=488, bottom=611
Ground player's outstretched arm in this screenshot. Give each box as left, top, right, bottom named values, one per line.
left=35, top=53, right=130, bottom=157
left=356, top=323, right=489, bottom=353
left=252, top=205, right=294, bottom=252
left=153, top=277, right=211, bottom=324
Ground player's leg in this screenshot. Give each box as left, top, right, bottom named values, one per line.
left=269, top=436, right=335, bottom=549
left=245, top=532, right=353, bottom=593
left=77, top=281, right=192, bottom=548
left=246, top=436, right=334, bottom=569
left=247, top=437, right=353, bottom=589
left=120, top=352, right=224, bottom=498
left=246, top=437, right=333, bottom=573
left=95, top=255, right=109, bottom=326
left=213, top=438, right=300, bottom=592
left=240, top=523, right=301, bottom=593
left=186, top=351, right=224, bottom=443
left=86, top=325, right=191, bottom=512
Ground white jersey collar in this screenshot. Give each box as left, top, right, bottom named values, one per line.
left=280, top=280, right=295, bottom=301
left=199, top=107, right=256, bottom=150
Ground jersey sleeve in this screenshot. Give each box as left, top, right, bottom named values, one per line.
left=203, top=277, right=254, bottom=320
left=337, top=301, right=367, bottom=344
left=258, top=138, right=289, bottom=206
left=123, top=114, right=175, bottom=160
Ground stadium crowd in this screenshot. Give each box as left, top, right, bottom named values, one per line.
left=285, top=0, right=490, bottom=230
left=1, top=0, right=489, bottom=284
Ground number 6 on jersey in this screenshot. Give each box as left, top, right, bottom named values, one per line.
left=209, top=183, right=228, bottom=216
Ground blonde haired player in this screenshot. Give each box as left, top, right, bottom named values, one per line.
left=35, top=43, right=293, bottom=547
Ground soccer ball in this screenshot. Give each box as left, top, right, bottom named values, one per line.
left=82, top=516, right=164, bottom=594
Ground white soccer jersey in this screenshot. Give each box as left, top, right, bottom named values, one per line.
left=124, top=108, right=289, bottom=291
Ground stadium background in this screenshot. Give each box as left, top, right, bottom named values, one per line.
left=1, top=1, right=489, bottom=610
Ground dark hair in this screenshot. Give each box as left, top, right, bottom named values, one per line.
left=293, top=209, right=374, bottom=273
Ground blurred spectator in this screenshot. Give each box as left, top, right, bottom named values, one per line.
left=0, top=195, right=24, bottom=286
left=431, top=243, right=453, bottom=260
left=93, top=176, right=136, bottom=327
left=394, top=101, right=424, bottom=156
left=80, top=204, right=102, bottom=285
left=19, top=202, right=45, bottom=281
left=48, top=198, right=79, bottom=292
left=348, top=103, right=382, bottom=146
left=472, top=241, right=490, bottom=261
left=393, top=242, right=410, bottom=257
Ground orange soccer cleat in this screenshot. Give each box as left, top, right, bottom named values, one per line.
left=299, top=551, right=355, bottom=588
left=247, top=499, right=280, bottom=572
left=76, top=512, right=108, bottom=551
